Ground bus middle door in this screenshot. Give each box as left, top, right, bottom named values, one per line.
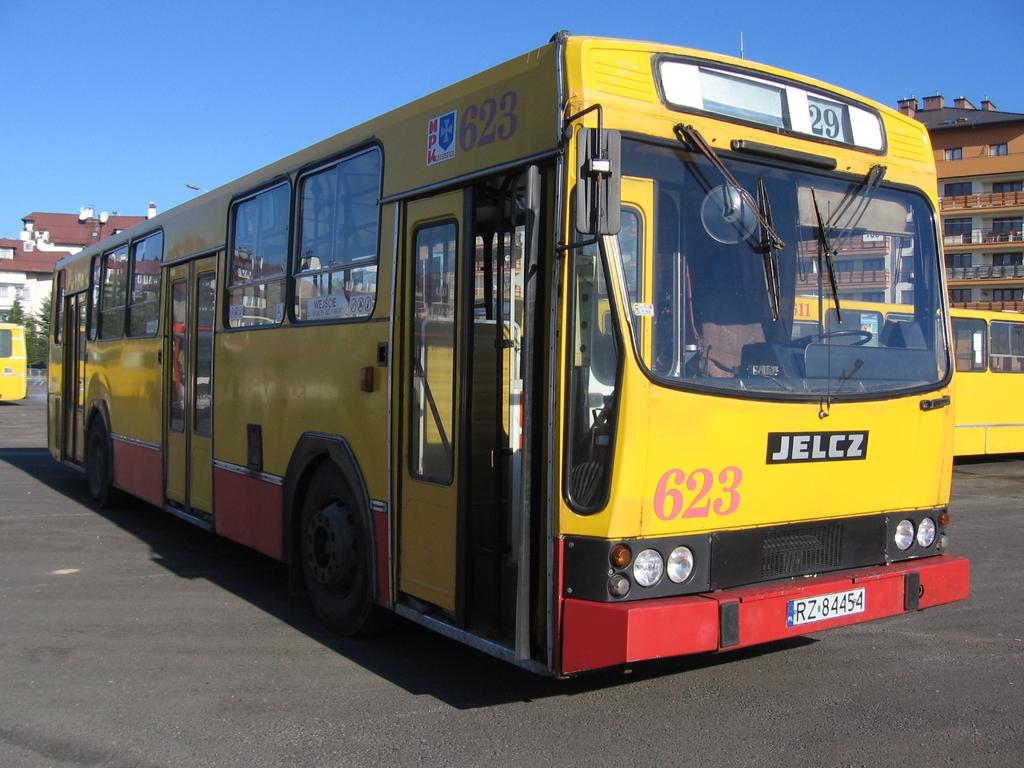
left=164, top=256, right=216, bottom=521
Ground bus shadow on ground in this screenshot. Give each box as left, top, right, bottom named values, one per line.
left=0, top=446, right=816, bottom=708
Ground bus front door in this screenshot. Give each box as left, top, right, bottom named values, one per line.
left=62, top=293, right=87, bottom=464
left=164, top=256, right=217, bottom=520
left=399, top=191, right=465, bottom=615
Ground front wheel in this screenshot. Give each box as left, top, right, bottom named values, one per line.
left=300, top=465, right=380, bottom=636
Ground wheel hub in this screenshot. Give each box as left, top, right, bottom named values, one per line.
left=305, top=502, right=358, bottom=593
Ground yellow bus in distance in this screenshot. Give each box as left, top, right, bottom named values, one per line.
left=48, top=34, right=969, bottom=676
left=0, top=323, right=27, bottom=402
left=950, top=307, right=1024, bottom=456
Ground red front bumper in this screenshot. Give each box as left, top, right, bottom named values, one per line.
left=560, top=554, right=970, bottom=675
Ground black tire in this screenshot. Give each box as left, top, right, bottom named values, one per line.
left=85, top=419, right=118, bottom=508
left=300, top=465, right=381, bottom=636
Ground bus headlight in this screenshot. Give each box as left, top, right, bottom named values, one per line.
left=633, top=549, right=664, bottom=587
left=667, top=546, right=694, bottom=583
left=917, top=518, right=936, bottom=548
left=894, top=519, right=915, bottom=551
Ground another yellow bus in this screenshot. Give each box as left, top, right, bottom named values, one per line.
left=49, top=35, right=968, bottom=676
left=950, top=307, right=1024, bottom=456
left=0, top=323, right=27, bottom=402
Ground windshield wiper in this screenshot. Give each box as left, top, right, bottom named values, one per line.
left=675, top=124, right=787, bottom=324
left=674, top=124, right=785, bottom=251
left=828, top=164, right=887, bottom=244
left=756, top=176, right=782, bottom=321
left=810, top=187, right=843, bottom=322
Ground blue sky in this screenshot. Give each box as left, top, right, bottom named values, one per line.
left=2, top=0, right=1022, bottom=238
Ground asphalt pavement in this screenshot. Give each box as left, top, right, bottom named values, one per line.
left=1, top=393, right=1021, bottom=767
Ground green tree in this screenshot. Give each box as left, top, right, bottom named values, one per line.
left=6, top=294, right=26, bottom=326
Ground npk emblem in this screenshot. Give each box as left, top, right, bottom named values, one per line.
left=766, top=431, right=868, bottom=464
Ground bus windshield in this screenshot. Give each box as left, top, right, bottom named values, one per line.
left=617, top=138, right=948, bottom=398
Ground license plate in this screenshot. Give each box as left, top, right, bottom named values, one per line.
left=787, top=587, right=865, bottom=627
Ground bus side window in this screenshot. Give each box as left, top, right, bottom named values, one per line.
left=989, top=320, right=1024, bottom=372
left=566, top=244, right=621, bottom=513
left=127, top=231, right=163, bottom=337
left=227, top=182, right=290, bottom=329
left=294, top=148, right=381, bottom=322
left=952, top=317, right=986, bottom=372
left=100, top=245, right=129, bottom=339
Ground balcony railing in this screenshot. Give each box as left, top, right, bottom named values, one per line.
left=947, top=265, right=1024, bottom=281
left=943, top=230, right=1024, bottom=246
left=796, top=269, right=889, bottom=287
left=940, top=191, right=1024, bottom=211
left=950, top=300, right=1024, bottom=312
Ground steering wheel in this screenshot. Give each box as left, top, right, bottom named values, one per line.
left=820, top=329, right=872, bottom=346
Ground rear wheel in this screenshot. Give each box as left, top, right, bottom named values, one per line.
left=300, top=465, right=380, bottom=635
left=85, top=420, right=118, bottom=508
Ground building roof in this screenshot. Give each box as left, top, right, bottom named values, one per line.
left=0, top=238, right=71, bottom=275
left=21, top=212, right=147, bottom=248
left=915, top=107, right=1024, bottom=132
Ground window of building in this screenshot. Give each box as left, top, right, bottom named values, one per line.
left=100, top=245, right=130, bottom=339
left=949, top=288, right=972, bottom=303
left=946, top=253, right=973, bottom=268
left=127, top=231, right=163, bottom=337
left=944, top=182, right=972, bottom=197
left=990, top=320, right=1024, bottom=372
left=952, top=317, right=987, bottom=372
left=992, top=218, right=1022, bottom=239
left=0, top=247, right=14, bottom=260
left=862, top=257, right=885, bottom=271
left=294, top=148, right=382, bottom=322
left=227, top=182, right=290, bottom=328
left=992, top=252, right=1023, bottom=267
left=993, top=180, right=1023, bottom=194
left=944, top=217, right=973, bottom=243
left=990, top=288, right=1023, bottom=302
left=944, top=147, right=963, bottom=161
left=990, top=143, right=1008, bottom=157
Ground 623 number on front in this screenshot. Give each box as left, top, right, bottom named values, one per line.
left=654, top=466, right=743, bottom=521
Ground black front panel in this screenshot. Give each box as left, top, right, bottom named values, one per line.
left=563, top=534, right=711, bottom=602
left=710, top=515, right=886, bottom=589
left=563, top=510, right=946, bottom=602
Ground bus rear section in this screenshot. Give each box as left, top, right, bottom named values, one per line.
left=0, top=324, right=27, bottom=402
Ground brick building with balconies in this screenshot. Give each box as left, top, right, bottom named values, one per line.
left=898, top=95, right=1024, bottom=310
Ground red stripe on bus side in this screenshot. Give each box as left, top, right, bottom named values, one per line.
left=213, top=467, right=283, bottom=560
left=112, top=439, right=163, bottom=508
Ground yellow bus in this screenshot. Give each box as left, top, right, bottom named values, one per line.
left=0, top=323, right=28, bottom=402
left=950, top=307, right=1024, bottom=456
left=49, top=34, right=969, bottom=676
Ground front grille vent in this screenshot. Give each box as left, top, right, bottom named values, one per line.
left=761, top=524, right=843, bottom=579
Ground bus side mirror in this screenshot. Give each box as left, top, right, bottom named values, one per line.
left=575, top=128, right=621, bottom=236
